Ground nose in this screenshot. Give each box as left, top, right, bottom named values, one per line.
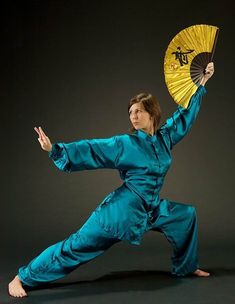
left=130, top=112, right=138, bottom=121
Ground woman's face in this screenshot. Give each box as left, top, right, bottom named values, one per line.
left=129, top=101, right=154, bottom=134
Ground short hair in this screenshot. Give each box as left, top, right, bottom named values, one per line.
left=128, top=92, right=162, bottom=133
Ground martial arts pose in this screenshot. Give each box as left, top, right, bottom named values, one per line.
left=9, top=62, right=214, bottom=298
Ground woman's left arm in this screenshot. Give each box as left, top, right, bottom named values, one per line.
left=160, top=62, right=214, bottom=148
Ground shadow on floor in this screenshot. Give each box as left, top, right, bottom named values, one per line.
left=23, top=270, right=180, bottom=302
left=3, top=267, right=235, bottom=304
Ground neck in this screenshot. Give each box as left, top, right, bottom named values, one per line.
left=149, top=128, right=154, bottom=136
left=141, top=127, right=154, bottom=136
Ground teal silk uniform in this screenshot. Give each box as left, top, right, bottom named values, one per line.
left=18, top=85, right=206, bottom=286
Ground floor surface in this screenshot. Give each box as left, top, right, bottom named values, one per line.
left=1, top=236, right=234, bottom=304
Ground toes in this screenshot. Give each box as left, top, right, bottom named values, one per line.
left=8, top=288, right=26, bottom=298
left=20, top=291, right=27, bottom=297
left=193, top=269, right=210, bottom=277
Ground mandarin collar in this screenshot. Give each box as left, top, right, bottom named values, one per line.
left=135, top=129, right=157, bottom=143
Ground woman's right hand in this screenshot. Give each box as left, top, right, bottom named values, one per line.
left=34, top=126, right=52, bottom=152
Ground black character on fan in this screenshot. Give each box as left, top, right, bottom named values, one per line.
left=172, top=47, right=194, bottom=66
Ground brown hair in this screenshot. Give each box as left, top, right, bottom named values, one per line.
left=128, top=92, right=162, bottom=133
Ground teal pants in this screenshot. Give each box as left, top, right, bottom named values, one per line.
left=18, top=201, right=199, bottom=287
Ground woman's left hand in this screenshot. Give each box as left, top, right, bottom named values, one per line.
left=200, top=62, right=214, bottom=86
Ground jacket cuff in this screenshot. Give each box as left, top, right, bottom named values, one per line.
left=198, top=84, right=207, bottom=95
left=48, top=143, right=63, bottom=160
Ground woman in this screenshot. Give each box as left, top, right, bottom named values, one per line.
left=8, top=62, right=214, bottom=298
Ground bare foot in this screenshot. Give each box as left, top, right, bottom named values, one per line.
left=193, top=269, right=210, bottom=277
left=8, top=275, right=28, bottom=298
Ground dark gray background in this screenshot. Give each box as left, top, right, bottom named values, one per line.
left=1, top=1, right=235, bottom=300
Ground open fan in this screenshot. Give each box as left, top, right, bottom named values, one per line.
left=164, top=24, right=219, bottom=108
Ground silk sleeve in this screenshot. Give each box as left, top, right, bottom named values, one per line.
left=160, top=85, right=207, bottom=148
left=48, top=136, right=122, bottom=172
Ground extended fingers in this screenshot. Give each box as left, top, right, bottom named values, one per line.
left=34, top=127, right=40, bottom=136
left=34, top=126, right=47, bottom=140
left=34, top=126, right=45, bottom=139
left=39, top=127, right=47, bottom=139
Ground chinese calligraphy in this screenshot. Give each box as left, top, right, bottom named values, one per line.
left=172, top=47, right=194, bottom=66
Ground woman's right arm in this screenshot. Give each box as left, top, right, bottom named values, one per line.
left=34, top=127, right=122, bottom=173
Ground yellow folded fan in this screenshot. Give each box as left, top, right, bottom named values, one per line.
left=164, top=24, right=219, bottom=108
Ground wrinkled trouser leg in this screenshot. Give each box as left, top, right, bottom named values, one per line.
left=18, top=212, right=120, bottom=287
left=147, top=200, right=199, bottom=276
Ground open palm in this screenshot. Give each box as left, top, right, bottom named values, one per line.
left=34, top=126, right=52, bottom=152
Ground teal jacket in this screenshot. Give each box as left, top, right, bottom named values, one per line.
left=49, top=85, right=206, bottom=244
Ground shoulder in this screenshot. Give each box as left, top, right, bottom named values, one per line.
left=113, top=130, right=138, bottom=138
left=113, top=132, right=144, bottom=148
left=115, top=132, right=136, bottom=143
left=157, top=123, right=170, bottom=135
left=157, top=125, right=173, bottom=149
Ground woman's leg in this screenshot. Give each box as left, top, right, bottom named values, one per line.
left=147, top=200, right=200, bottom=276
left=17, top=212, right=120, bottom=287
